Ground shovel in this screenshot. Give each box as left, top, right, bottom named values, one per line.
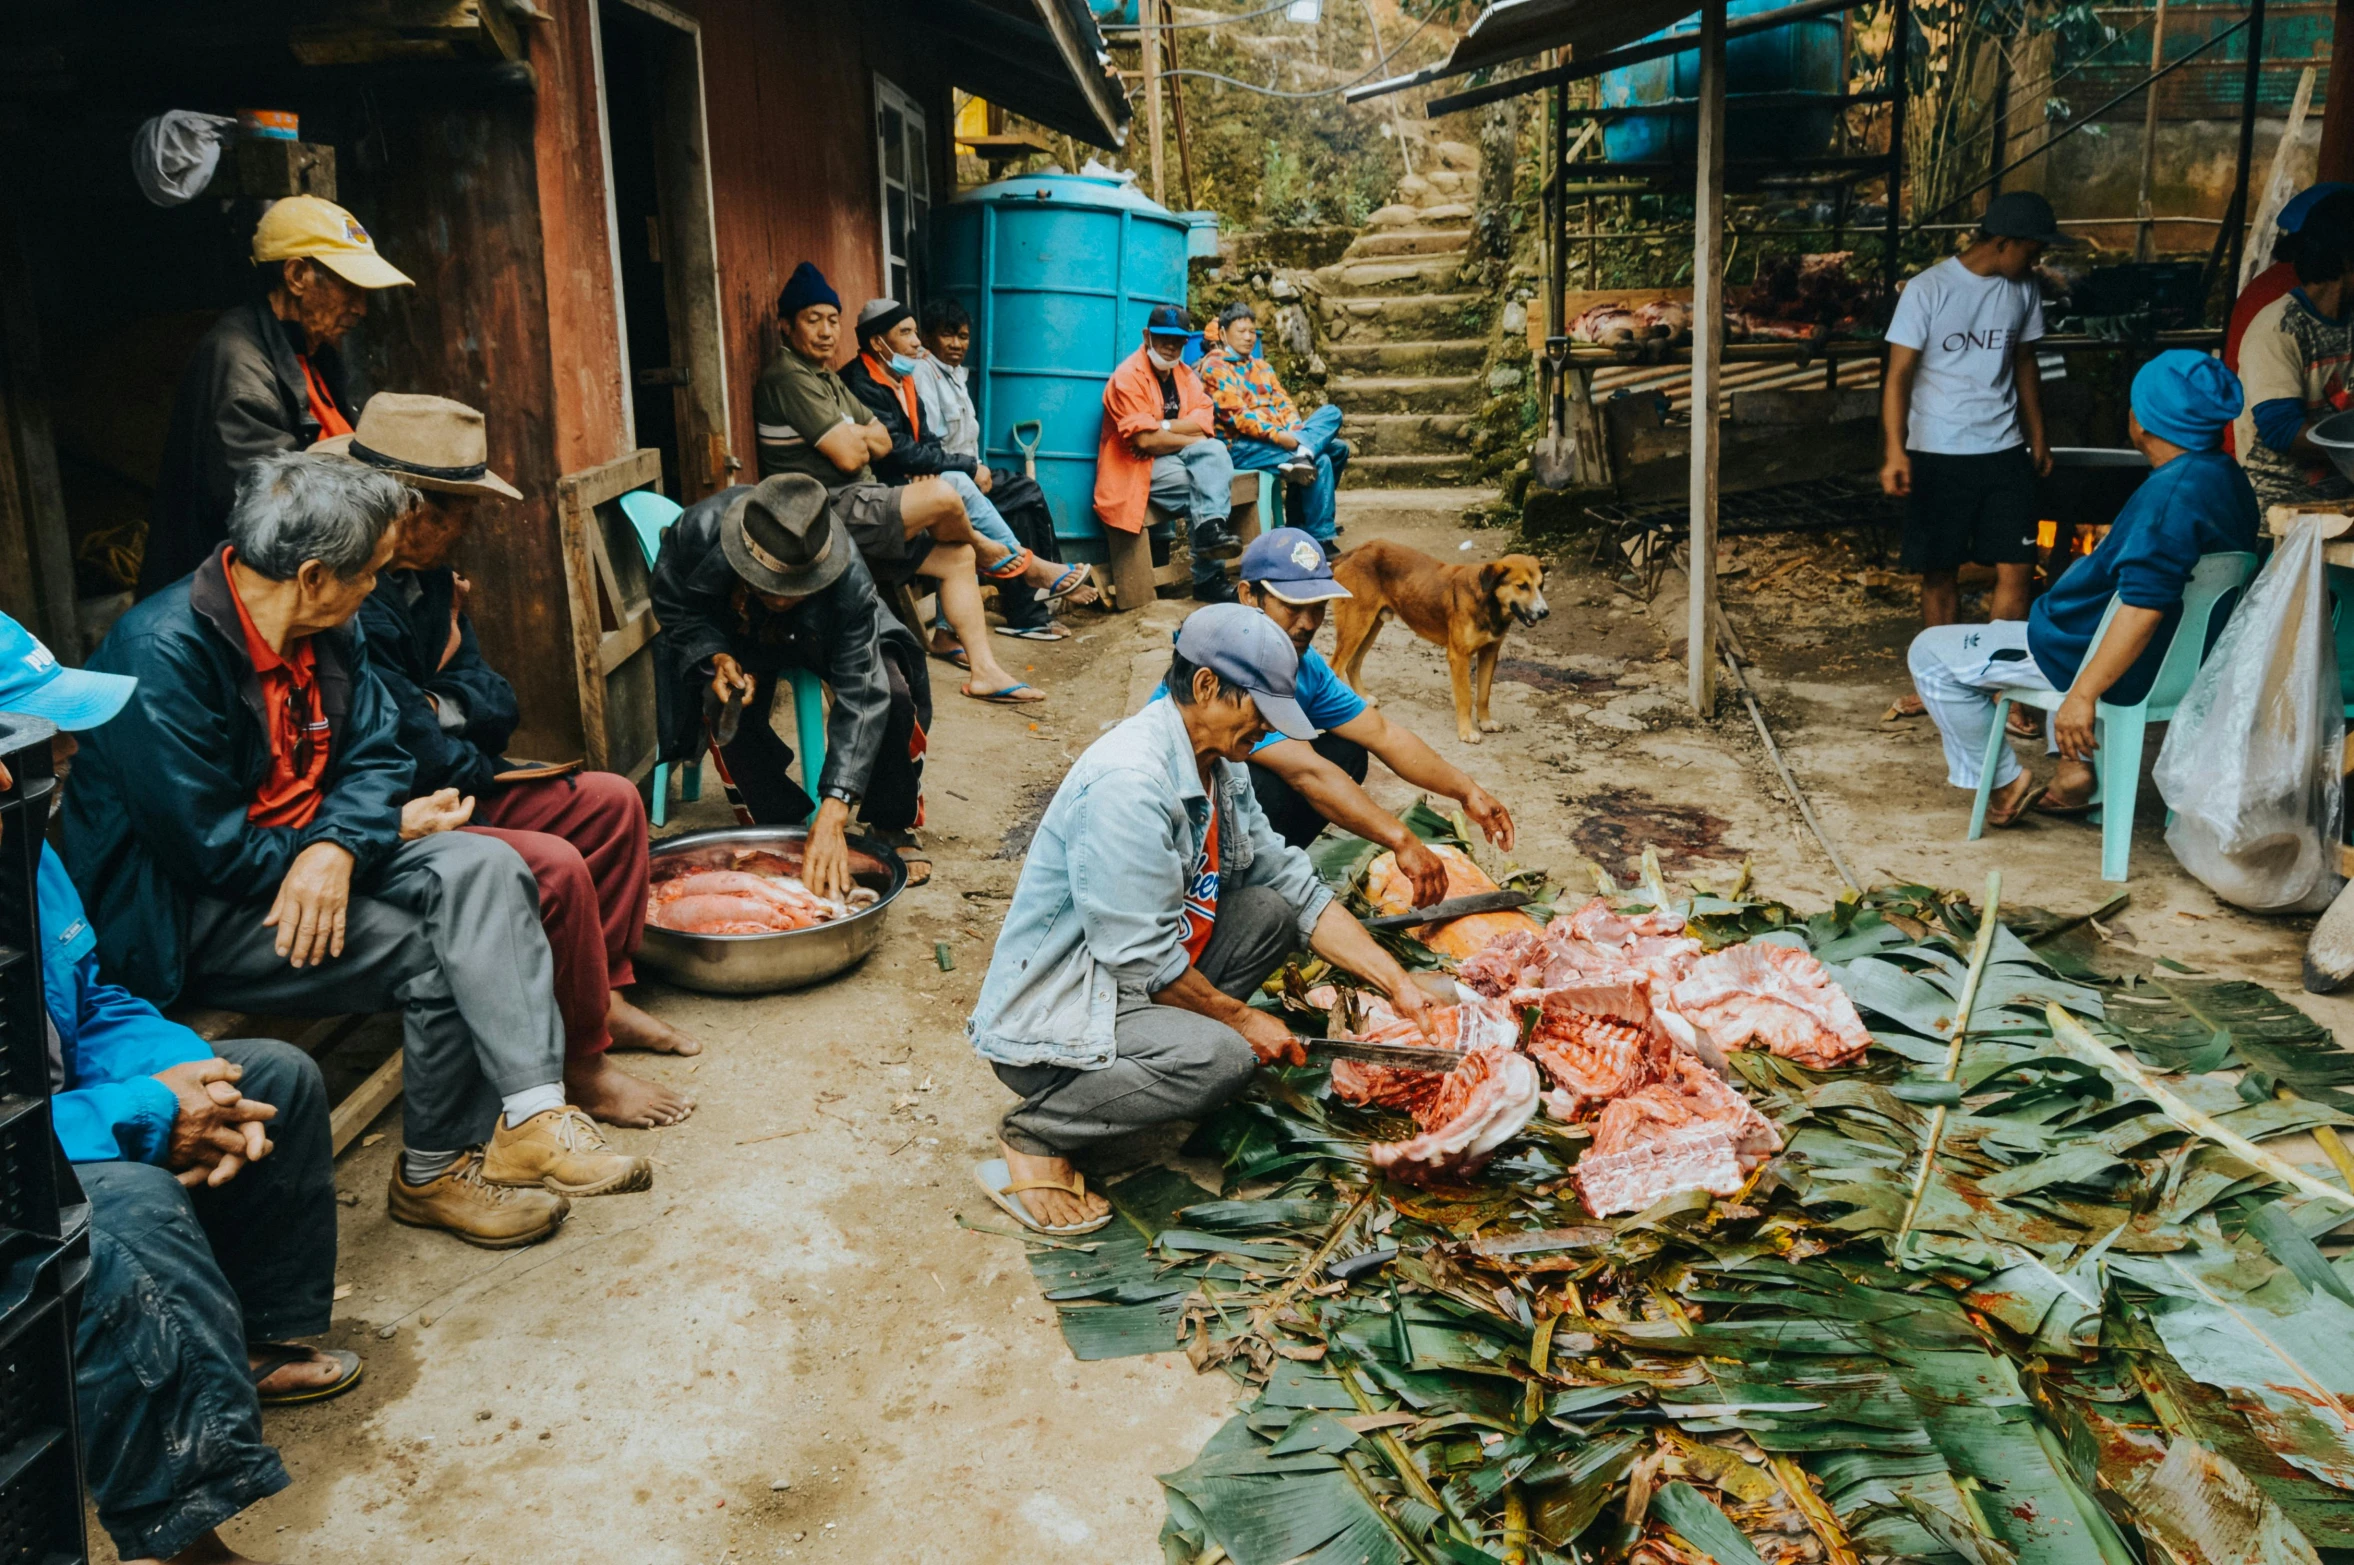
left=1010, top=419, right=1044, bottom=480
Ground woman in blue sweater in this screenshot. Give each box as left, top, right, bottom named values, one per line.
left=1906, top=350, right=2260, bottom=825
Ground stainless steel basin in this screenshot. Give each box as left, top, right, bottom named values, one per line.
left=635, top=825, right=906, bottom=995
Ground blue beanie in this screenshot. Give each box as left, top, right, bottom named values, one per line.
left=776, top=261, right=840, bottom=322
left=2131, top=350, right=2244, bottom=452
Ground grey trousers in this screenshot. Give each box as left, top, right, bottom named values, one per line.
left=185, top=831, right=566, bottom=1152
left=995, top=882, right=1299, bottom=1156
left=1152, top=439, right=1236, bottom=596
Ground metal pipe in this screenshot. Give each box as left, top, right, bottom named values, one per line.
left=1550, top=77, right=1568, bottom=444
left=1884, top=0, right=1908, bottom=296
left=2225, top=0, right=2267, bottom=293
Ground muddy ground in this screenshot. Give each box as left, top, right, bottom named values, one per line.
left=95, top=487, right=2353, bottom=1564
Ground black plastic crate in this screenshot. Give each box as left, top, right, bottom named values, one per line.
left=0, top=1226, right=87, bottom=1565
left=0, top=717, right=56, bottom=1108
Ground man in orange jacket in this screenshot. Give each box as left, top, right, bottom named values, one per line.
left=1095, top=305, right=1241, bottom=602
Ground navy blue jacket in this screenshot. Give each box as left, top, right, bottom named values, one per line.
left=62, top=548, right=414, bottom=1005
left=355, top=568, right=520, bottom=797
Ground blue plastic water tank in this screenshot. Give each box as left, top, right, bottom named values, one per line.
left=1597, top=0, right=1842, bottom=164
left=929, top=174, right=1191, bottom=559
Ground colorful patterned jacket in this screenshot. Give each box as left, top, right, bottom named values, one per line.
left=1197, top=348, right=1301, bottom=442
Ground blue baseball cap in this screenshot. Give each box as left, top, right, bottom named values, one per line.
left=1145, top=303, right=1194, bottom=338
left=1238, top=527, right=1352, bottom=604
left=2280, top=183, right=2353, bottom=233
left=1174, top=602, right=1317, bottom=740
left=0, top=612, right=134, bottom=730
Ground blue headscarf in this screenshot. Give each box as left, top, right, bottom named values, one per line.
left=2131, top=350, right=2244, bottom=452
left=776, top=261, right=840, bottom=322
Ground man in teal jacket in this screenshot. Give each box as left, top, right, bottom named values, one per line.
left=2, top=609, right=350, bottom=1565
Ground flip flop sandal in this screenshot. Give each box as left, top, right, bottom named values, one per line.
left=974, top=1159, right=1113, bottom=1235
left=1043, top=564, right=1095, bottom=602
left=995, top=623, right=1072, bottom=641
left=978, top=547, right=1035, bottom=583
left=1882, top=696, right=1926, bottom=722
left=2006, top=711, right=2046, bottom=739
left=962, top=681, right=1045, bottom=705
left=252, top=1344, right=365, bottom=1407
left=877, top=831, right=933, bottom=886
left=929, top=640, right=972, bottom=672
left=2030, top=789, right=2098, bottom=818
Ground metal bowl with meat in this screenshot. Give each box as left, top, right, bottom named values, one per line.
left=635, top=826, right=906, bottom=995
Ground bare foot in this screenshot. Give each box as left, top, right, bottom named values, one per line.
left=607, top=992, right=702, bottom=1056
left=1888, top=692, right=1926, bottom=719
left=249, top=1344, right=348, bottom=1397
left=1001, top=1141, right=1108, bottom=1229
left=566, top=1055, right=694, bottom=1129
left=1984, top=768, right=2037, bottom=828
left=2005, top=707, right=2044, bottom=739
left=125, top=1529, right=271, bottom=1565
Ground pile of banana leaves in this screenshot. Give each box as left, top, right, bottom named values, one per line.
left=1010, top=814, right=2354, bottom=1565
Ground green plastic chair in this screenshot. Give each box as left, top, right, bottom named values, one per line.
left=2326, top=564, right=2354, bottom=718
left=1966, top=550, right=2256, bottom=882
left=619, top=489, right=827, bottom=826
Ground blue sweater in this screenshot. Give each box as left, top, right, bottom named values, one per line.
left=2027, top=450, right=2259, bottom=706
left=40, top=844, right=208, bottom=1164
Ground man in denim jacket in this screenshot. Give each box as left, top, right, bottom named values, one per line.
left=968, top=605, right=1431, bottom=1232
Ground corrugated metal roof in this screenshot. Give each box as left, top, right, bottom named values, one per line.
left=923, top=0, right=1131, bottom=147
left=1350, top=0, right=1701, bottom=101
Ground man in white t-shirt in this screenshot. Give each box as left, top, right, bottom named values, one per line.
left=1882, top=191, right=2069, bottom=715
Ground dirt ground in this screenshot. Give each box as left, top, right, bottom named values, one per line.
left=103, top=487, right=2354, bottom=1564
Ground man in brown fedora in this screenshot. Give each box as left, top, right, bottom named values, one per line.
left=650, top=473, right=933, bottom=890
left=336, top=394, right=700, bottom=1131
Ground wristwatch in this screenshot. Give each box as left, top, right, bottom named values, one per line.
left=1160, top=419, right=1171, bottom=432
left=822, top=785, right=861, bottom=811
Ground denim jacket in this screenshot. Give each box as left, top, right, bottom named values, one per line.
left=967, top=695, right=1333, bottom=1070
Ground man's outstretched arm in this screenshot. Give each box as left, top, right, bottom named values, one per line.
left=1327, top=708, right=1515, bottom=851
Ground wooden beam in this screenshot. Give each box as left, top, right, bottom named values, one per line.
left=330, top=1053, right=405, bottom=1156
left=1687, top=0, right=1727, bottom=716
left=2325, top=0, right=2354, bottom=181
left=1142, top=0, right=1166, bottom=207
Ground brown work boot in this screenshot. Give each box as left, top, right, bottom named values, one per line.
left=387, top=1151, right=569, bottom=1249
left=482, top=1105, right=653, bottom=1197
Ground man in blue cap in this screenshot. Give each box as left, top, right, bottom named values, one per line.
left=2232, top=192, right=2354, bottom=506
left=1907, top=350, right=2258, bottom=824
left=967, top=603, right=1432, bottom=1233
left=1096, top=304, right=1241, bottom=603
left=2227, top=183, right=2353, bottom=377
left=1226, top=528, right=1514, bottom=903
left=0, top=609, right=352, bottom=1565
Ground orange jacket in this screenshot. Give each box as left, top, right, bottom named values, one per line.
left=1094, top=347, right=1216, bottom=535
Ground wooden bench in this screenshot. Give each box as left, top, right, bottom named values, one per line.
left=172, top=1008, right=401, bottom=1158
left=1099, top=471, right=1266, bottom=612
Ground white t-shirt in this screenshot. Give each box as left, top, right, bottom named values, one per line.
left=1886, top=256, right=2046, bottom=455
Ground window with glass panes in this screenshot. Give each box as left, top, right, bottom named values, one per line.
left=874, top=76, right=928, bottom=305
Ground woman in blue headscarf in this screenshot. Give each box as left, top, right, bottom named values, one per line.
left=1906, top=349, right=2259, bottom=824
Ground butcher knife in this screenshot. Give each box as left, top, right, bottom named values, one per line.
left=1362, top=890, right=1533, bottom=931
left=1304, top=1037, right=1463, bottom=1073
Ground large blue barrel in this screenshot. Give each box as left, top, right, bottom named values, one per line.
left=1598, top=0, right=1842, bottom=164
left=929, top=174, right=1190, bottom=560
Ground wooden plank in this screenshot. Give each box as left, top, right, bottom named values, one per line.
left=597, top=611, right=657, bottom=676
left=330, top=1053, right=405, bottom=1157
left=1229, top=472, right=1262, bottom=547
left=1687, top=0, right=1727, bottom=715
left=1104, top=525, right=1158, bottom=613
left=556, top=449, right=663, bottom=769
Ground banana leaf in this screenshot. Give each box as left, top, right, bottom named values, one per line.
left=1652, top=1481, right=1768, bottom=1565
left=1158, top=1415, right=1419, bottom=1565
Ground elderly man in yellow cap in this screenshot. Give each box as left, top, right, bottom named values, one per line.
left=140, top=195, right=414, bottom=597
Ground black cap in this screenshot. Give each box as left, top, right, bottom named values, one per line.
left=1145, top=303, right=1193, bottom=338
left=1979, top=190, right=2079, bottom=247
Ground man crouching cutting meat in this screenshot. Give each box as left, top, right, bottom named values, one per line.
left=968, top=604, right=1432, bottom=1233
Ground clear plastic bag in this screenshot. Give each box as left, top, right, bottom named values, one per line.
left=2155, top=519, right=2345, bottom=913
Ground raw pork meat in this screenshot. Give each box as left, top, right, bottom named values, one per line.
left=1363, top=844, right=1541, bottom=959
left=1576, top=1057, right=1784, bottom=1215
left=1569, top=303, right=1646, bottom=345
left=1663, top=942, right=1870, bottom=1069
left=1576, top=1126, right=1747, bottom=1217
left=1327, top=997, right=1519, bottom=1117
left=1367, top=1047, right=1541, bottom=1184
left=1527, top=1010, right=1658, bottom=1119
left=646, top=858, right=878, bottom=935
left=1590, top=1054, right=1781, bottom=1166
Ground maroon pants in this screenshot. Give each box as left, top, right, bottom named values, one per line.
left=465, top=771, right=647, bottom=1061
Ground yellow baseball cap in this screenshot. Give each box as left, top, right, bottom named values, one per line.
left=250, top=195, right=413, bottom=289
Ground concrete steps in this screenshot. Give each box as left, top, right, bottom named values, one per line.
left=1326, top=373, right=1483, bottom=415
left=1312, top=253, right=1467, bottom=296
left=1342, top=411, right=1474, bottom=456
left=1340, top=452, right=1487, bottom=488
left=1325, top=338, right=1487, bottom=376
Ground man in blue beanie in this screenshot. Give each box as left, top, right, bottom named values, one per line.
left=1907, top=349, right=2258, bottom=825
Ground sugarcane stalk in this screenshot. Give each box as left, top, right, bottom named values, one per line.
left=2045, top=1004, right=2354, bottom=1210
left=1892, top=872, right=2003, bottom=1255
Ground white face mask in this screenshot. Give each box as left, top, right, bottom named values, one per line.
left=1147, top=345, right=1182, bottom=371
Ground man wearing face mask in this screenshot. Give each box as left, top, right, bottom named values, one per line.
left=1095, top=305, right=1241, bottom=603
left=141, top=196, right=414, bottom=598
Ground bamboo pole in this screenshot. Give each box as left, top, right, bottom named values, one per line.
left=1687, top=0, right=1727, bottom=716
left=2136, top=0, right=2168, bottom=261
left=1893, top=872, right=2003, bottom=1254
left=1142, top=0, right=1166, bottom=207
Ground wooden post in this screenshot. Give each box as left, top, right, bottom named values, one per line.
left=1142, top=0, right=1167, bottom=208
left=2322, top=0, right=2354, bottom=180
left=2136, top=0, right=2167, bottom=262
left=2224, top=0, right=2267, bottom=294
left=1883, top=0, right=1909, bottom=299
left=1688, top=0, right=1726, bottom=716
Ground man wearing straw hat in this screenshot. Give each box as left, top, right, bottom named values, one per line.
left=142, top=195, right=415, bottom=598
left=334, top=394, right=701, bottom=1131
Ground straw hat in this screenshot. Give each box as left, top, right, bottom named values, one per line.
left=315, top=393, right=522, bottom=499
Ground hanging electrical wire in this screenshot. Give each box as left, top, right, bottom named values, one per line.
left=1142, top=10, right=1442, bottom=99
left=1099, top=0, right=1304, bottom=32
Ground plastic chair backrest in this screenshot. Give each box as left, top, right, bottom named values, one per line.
left=618, top=490, right=686, bottom=571
left=2137, top=550, right=2257, bottom=712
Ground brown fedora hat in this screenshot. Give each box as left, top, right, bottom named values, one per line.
left=315, top=392, right=523, bottom=499
left=721, top=474, right=848, bottom=597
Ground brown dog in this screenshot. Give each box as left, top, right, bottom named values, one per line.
left=1328, top=540, right=1549, bottom=743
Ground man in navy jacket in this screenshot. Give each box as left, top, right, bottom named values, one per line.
left=3, top=609, right=346, bottom=1565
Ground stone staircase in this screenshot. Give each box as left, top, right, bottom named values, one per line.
left=1309, top=140, right=1487, bottom=489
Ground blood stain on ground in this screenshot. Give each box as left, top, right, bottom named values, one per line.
left=1493, top=658, right=1619, bottom=695
left=1566, top=786, right=1742, bottom=877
